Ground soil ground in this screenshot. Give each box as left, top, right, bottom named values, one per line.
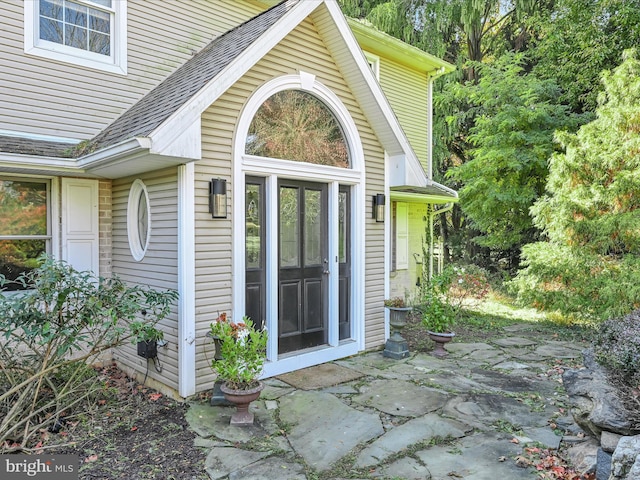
left=50, top=365, right=208, bottom=480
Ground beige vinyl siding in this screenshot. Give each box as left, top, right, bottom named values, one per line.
left=379, top=59, right=429, bottom=168
left=0, top=0, right=263, bottom=140
left=111, top=168, right=180, bottom=392
left=194, top=15, right=386, bottom=392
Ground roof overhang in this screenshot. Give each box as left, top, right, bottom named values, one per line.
left=347, top=19, right=455, bottom=76
left=0, top=137, right=194, bottom=179
left=390, top=184, right=458, bottom=205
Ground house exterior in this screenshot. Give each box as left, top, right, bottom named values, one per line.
left=0, top=0, right=456, bottom=398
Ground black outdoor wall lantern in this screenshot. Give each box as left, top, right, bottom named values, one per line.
left=209, top=178, right=227, bottom=219
left=373, top=193, right=385, bottom=222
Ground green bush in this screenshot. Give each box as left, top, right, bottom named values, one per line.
left=0, top=256, right=178, bottom=451
left=508, top=243, right=640, bottom=321
left=593, top=309, right=640, bottom=387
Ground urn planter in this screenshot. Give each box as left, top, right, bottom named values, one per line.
left=427, top=331, right=455, bottom=358
left=220, top=382, right=264, bottom=425
left=383, top=306, right=412, bottom=359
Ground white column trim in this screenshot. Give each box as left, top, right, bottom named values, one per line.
left=178, top=163, right=196, bottom=398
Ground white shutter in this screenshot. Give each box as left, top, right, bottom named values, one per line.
left=61, top=178, right=99, bottom=274
left=396, top=202, right=409, bottom=270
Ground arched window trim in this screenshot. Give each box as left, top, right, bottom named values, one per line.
left=236, top=73, right=365, bottom=173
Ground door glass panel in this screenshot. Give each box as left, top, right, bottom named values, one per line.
left=338, top=190, right=347, bottom=263
left=246, top=183, right=262, bottom=269
left=279, top=187, right=299, bottom=267
left=304, top=189, right=321, bottom=265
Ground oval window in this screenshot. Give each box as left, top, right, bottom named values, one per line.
left=245, top=90, right=349, bottom=167
left=127, top=179, right=150, bottom=261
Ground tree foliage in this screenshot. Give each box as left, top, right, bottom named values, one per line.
left=449, top=53, right=584, bottom=258
left=531, top=0, right=640, bottom=113
left=510, top=51, right=640, bottom=320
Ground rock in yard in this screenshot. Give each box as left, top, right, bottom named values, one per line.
left=610, top=435, right=640, bottom=480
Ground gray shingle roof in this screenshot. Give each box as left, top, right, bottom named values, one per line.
left=86, top=0, right=300, bottom=153
left=0, top=135, right=75, bottom=158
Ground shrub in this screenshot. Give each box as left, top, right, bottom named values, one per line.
left=0, top=256, right=178, bottom=451
left=593, top=309, right=640, bottom=387
left=419, top=264, right=490, bottom=333
left=509, top=243, right=640, bottom=321
left=209, top=313, right=267, bottom=390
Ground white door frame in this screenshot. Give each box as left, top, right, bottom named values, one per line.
left=232, top=73, right=366, bottom=377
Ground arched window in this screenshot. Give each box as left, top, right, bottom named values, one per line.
left=245, top=90, right=349, bottom=168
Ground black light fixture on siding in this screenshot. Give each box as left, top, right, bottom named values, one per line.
left=372, top=193, right=385, bottom=222
left=209, top=178, right=227, bottom=219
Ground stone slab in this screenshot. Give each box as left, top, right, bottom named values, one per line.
left=445, top=342, right=495, bottom=355
left=228, top=456, right=306, bottom=480
left=356, top=413, right=471, bottom=467
left=352, top=378, right=449, bottom=417
left=205, top=447, right=270, bottom=480
left=279, top=390, right=384, bottom=471
left=443, top=393, right=551, bottom=430
left=494, top=361, right=530, bottom=370
left=534, top=342, right=582, bottom=359
left=493, top=337, right=538, bottom=347
left=373, top=456, right=432, bottom=479
left=522, top=426, right=562, bottom=449
left=415, top=432, right=530, bottom=479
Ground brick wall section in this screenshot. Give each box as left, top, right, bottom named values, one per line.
left=99, top=180, right=112, bottom=278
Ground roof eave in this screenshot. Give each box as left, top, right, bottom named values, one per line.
left=347, top=18, right=455, bottom=76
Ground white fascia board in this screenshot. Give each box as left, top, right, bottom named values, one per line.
left=150, top=0, right=322, bottom=146
left=0, top=154, right=82, bottom=175
left=321, top=0, right=417, bottom=161
left=77, top=137, right=149, bottom=170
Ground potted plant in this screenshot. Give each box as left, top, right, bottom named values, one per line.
left=383, top=296, right=412, bottom=359
left=209, top=313, right=268, bottom=425
left=131, top=320, right=164, bottom=359
left=420, top=265, right=489, bottom=357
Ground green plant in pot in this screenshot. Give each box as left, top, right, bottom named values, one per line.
left=420, top=265, right=490, bottom=357
left=131, top=320, right=164, bottom=359
left=209, top=313, right=268, bottom=425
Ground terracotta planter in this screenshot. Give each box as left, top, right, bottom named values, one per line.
left=220, top=381, right=264, bottom=425
left=427, top=331, right=455, bottom=358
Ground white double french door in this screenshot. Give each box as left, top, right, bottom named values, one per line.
left=244, top=176, right=351, bottom=358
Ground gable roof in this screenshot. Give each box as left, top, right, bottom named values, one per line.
left=86, top=0, right=300, bottom=153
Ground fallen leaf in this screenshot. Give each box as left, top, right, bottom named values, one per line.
left=149, top=393, right=162, bottom=401
left=514, top=455, right=532, bottom=468
left=510, top=437, right=520, bottom=444
left=85, top=454, right=98, bottom=463
left=130, top=426, right=138, bottom=431
left=498, top=456, right=507, bottom=462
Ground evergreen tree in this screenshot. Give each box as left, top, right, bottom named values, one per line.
left=510, top=50, right=640, bottom=320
